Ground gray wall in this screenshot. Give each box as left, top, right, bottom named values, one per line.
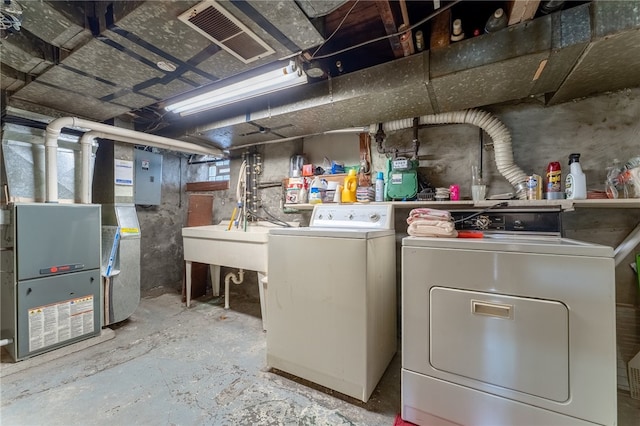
left=136, top=88, right=639, bottom=389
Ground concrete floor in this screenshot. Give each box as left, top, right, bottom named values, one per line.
left=2, top=285, right=639, bottom=426
left=0, top=287, right=400, bottom=426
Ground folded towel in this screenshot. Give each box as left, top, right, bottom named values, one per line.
left=407, top=219, right=458, bottom=237
left=407, top=208, right=453, bottom=224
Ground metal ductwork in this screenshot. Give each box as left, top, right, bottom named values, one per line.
left=187, top=2, right=640, bottom=150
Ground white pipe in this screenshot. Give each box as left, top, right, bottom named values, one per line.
left=46, top=117, right=222, bottom=203
left=79, top=131, right=222, bottom=203
left=614, top=221, right=640, bottom=267
left=224, top=269, right=245, bottom=309
left=370, top=109, right=528, bottom=199
left=0, top=338, right=13, bottom=347
left=80, top=131, right=98, bottom=205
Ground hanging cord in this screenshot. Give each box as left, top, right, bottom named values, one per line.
left=247, top=206, right=292, bottom=228
left=453, top=202, right=509, bottom=224
left=312, top=0, right=461, bottom=60
left=311, top=0, right=360, bottom=58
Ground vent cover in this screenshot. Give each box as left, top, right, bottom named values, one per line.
left=178, top=1, right=275, bottom=64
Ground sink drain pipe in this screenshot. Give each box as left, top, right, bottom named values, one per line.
left=225, top=269, right=245, bottom=309
left=370, top=109, right=528, bottom=199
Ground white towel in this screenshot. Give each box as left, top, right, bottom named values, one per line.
left=407, top=219, right=458, bottom=237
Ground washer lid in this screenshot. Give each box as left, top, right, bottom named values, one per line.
left=402, top=235, right=614, bottom=257
left=270, top=227, right=395, bottom=239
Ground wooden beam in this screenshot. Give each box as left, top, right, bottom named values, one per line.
left=507, top=0, right=541, bottom=25
left=185, top=181, right=229, bottom=192
left=375, top=1, right=404, bottom=58
left=430, top=8, right=451, bottom=50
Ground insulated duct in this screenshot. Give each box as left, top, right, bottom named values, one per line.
left=45, top=117, right=222, bottom=203
left=370, top=109, right=528, bottom=199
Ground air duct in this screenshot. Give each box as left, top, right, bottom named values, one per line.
left=370, top=109, right=528, bottom=199
left=45, top=117, right=222, bottom=203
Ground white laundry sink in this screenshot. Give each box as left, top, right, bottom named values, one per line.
left=182, top=221, right=282, bottom=272
left=181, top=221, right=298, bottom=331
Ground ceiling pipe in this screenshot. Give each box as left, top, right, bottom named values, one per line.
left=46, top=117, right=222, bottom=203
left=370, top=109, right=529, bottom=199
left=79, top=131, right=222, bottom=204
left=228, top=126, right=369, bottom=151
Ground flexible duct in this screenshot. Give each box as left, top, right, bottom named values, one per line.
left=370, top=109, right=528, bottom=199
left=46, top=117, right=222, bottom=203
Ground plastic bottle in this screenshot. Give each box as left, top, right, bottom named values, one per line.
left=341, top=169, right=358, bottom=203
left=375, top=172, right=385, bottom=202
left=485, top=8, right=508, bottom=34
left=450, top=19, right=464, bottom=42
left=299, top=178, right=308, bottom=204
left=565, top=153, right=587, bottom=200
left=309, top=177, right=325, bottom=204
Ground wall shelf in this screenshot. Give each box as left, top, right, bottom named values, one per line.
left=284, top=199, right=640, bottom=211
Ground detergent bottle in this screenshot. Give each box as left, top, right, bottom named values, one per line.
left=341, top=169, right=358, bottom=203
left=309, top=177, right=324, bottom=204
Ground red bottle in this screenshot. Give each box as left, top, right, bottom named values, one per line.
left=545, top=161, right=562, bottom=196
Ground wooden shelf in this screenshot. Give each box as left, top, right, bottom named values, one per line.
left=186, top=181, right=229, bottom=192
left=284, top=199, right=640, bottom=211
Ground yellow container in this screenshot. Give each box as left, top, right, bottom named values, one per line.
left=341, top=169, right=358, bottom=203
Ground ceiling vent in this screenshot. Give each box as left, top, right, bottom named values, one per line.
left=178, top=1, right=275, bottom=64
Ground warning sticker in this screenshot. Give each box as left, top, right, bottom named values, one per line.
left=120, top=227, right=140, bottom=234
left=391, top=173, right=403, bottom=185
left=28, top=296, right=94, bottom=352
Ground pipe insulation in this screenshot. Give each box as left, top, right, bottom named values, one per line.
left=46, top=117, right=222, bottom=203
left=370, top=109, right=528, bottom=199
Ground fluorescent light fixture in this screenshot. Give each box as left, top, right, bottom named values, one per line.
left=165, top=61, right=308, bottom=116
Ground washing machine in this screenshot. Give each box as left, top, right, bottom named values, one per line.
left=401, top=207, right=617, bottom=425
left=267, top=204, right=396, bottom=402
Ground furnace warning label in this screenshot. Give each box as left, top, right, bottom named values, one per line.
left=28, top=296, right=94, bottom=352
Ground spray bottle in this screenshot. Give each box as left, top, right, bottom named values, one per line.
left=375, top=172, right=385, bottom=202
left=565, top=153, right=587, bottom=200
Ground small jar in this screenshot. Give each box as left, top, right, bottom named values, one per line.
left=449, top=185, right=460, bottom=201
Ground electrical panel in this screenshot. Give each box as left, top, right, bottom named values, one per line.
left=134, top=150, right=162, bottom=205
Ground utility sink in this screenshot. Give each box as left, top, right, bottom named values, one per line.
left=182, top=222, right=278, bottom=272
left=181, top=221, right=298, bottom=331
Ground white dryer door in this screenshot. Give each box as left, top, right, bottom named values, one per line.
left=430, top=287, right=569, bottom=402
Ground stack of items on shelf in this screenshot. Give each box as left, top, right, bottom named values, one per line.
left=406, top=208, right=457, bottom=238
left=356, top=187, right=375, bottom=202
left=434, top=187, right=451, bottom=201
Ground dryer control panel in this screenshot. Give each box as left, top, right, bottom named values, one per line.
left=451, top=208, right=562, bottom=235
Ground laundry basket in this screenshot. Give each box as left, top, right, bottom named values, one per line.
left=629, top=351, right=640, bottom=400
